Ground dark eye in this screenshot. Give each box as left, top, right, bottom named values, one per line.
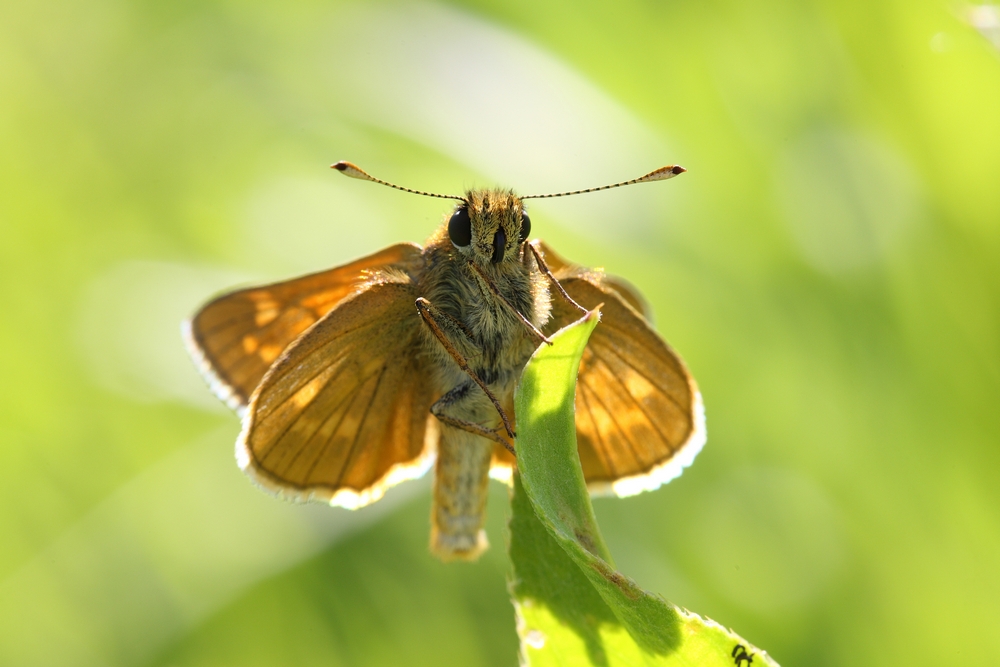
left=448, top=206, right=472, bottom=247
left=519, top=211, right=531, bottom=243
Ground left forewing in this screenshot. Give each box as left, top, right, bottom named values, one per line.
left=185, top=243, right=423, bottom=413
left=537, top=246, right=706, bottom=498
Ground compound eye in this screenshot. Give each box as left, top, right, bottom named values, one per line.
left=519, top=211, right=531, bottom=243
left=448, top=206, right=472, bottom=247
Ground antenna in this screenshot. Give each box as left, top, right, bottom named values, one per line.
left=521, top=165, right=686, bottom=200
left=332, top=161, right=465, bottom=201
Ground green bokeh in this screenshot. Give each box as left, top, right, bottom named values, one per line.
left=2, top=0, right=998, bottom=665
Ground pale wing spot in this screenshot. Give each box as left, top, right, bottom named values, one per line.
left=620, top=363, right=657, bottom=406
left=242, top=335, right=259, bottom=354
left=254, top=308, right=279, bottom=326
left=259, top=344, right=283, bottom=364
left=254, top=361, right=342, bottom=445
left=337, top=411, right=365, bottom=441
left=292, top=373, right=326, bottom=408
left=249, top=294, right=280, bottom=310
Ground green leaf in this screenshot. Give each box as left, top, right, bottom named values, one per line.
left=509, top=308, right=779, bottom=667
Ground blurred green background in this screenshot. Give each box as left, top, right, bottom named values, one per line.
left=2, top=0, right=999, bottom=665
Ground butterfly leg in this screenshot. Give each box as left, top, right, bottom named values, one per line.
left=528, top=241, right=588, bottom=314
left=430, top=382, right=516, bottom=456
left=415, top=297, right=517, bottom=443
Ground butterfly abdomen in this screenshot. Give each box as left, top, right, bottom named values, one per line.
left=430, top=425, right=493, bottom=560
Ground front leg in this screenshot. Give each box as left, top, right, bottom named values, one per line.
left=415, top=297, right=516, bottom=441
left=431, top=381, right=515, bottom=456
left=528, top=241, right=587, bottom=314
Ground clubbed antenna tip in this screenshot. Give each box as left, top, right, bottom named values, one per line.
left=522, top=164, right=687, bottom=200
left=331, top=161, right=369, bottom=179
left=331, top=161, right=463, bottom=200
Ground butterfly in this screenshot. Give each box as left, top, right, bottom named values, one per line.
left=184, top=162, right=705, bottom=561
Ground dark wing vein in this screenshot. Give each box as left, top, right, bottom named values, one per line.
left=593, top=327, right=689, bottom=416
left=270, top=371, right=358, bottom=477
left=591, top=341, right=691, bottom=441
left=332, top=365, right=387, bottom=487
left=578, top=382, right=618, bottom=478
left=254, top=345, right=357, bottom=461
left=579, top=371, right=644, bottom=471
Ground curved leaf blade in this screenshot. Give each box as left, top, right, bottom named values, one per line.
left=510, top=308, right=779, bottom=667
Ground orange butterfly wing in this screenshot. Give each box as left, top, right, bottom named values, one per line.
left=490, top=241, right=705, bottom=496
left=185, top=244, right=435, bottom=508
left=237, top=273, right=437, bottom=508
left=184, top=243, right=423, bottom=414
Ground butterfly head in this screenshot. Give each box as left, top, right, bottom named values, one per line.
left=448, top=189, right=531, bottom=266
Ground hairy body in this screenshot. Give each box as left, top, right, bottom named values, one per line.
left=416, top=191, right=550, bottom=559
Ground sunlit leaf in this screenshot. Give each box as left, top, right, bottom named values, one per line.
left=510, top=309, right=778, bottom=667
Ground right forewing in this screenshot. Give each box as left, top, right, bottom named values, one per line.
left=238, top=275, right=436, bottom=509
